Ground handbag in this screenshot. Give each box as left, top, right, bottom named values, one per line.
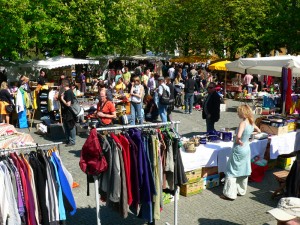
left=69, top=97, right=84, bottom=117
left=5, top=104, right=14, bottom=113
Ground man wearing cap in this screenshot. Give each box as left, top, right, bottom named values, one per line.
left=268, top=197, right=300, bottom=224
left=157, top=76, right=170, bottom=122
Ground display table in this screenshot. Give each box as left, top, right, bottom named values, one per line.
left=181, top=139, right=269, bottom=173
left=0, top=123, right=17, bottom=135
left=0, top=132, right=35, bottom=149
left=269, top=131, right=300, bottom=159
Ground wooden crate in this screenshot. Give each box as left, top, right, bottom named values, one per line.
left=180, top=180, right=203, bottom=197
left=185, top=168, right=202, bottom=184
left=260, top=124, right=288, bottom=136
left=201, top=166, right=218, bottom=178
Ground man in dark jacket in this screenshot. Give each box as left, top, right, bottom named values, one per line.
left=202, top=82, right=221, bottom=131
left=184, top=72, right=196, bottom=114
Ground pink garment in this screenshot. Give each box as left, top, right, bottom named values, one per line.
left=243, top=74, right=253, bottom=85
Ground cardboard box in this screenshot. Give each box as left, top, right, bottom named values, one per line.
left=260, top=124, right=288, bottom=135
left=201, top=166, right=218, bottom=178
left=180, top=180, right=203, bottom=197
left=277, top=157, right=296, bottom=170
left=203, top=174, right=220, bottom=189
left=185, top=168, right=202, bottom=184
left=47, top=124, right=65, bottom=140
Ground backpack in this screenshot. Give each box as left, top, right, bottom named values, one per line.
left=159, top=86, right=171, bottom=105
left=79, top=128, right=108, bottom=175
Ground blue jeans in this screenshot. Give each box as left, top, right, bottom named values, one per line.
left=158, top=102, right=168, bottom=122
left=63, top=121, right=76, bottom=144
left=206, top=118, right=215, bottom=132
left=130, top=102, right=143, bottom=125
left=184, top=93, right=194, bottom=113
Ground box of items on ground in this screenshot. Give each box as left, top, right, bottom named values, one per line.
left=180, top=179, right=203, bottom=197
left=203, top=174, right=220, bottom=189
left=277, top=156, right=296, bottom=170
left=185, top=168, right=202, bottom=184
left=47, top=124, right=65, bottom=140
left=201, top=166, right=218, bottom=178
left=163, top=192, right=179, bottom=205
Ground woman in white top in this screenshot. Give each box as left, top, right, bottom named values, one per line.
left=130, top=76, right=144, bottom=125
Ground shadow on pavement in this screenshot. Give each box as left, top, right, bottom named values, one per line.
left=67, top=206, right=148, bottom=225
left=69, top=150, right=81, bottom=157
left=226, top=107, right=238, bottom=113
left=183, top=132, right=207, bottom=138
left=198, top=218, right=240, bottom=225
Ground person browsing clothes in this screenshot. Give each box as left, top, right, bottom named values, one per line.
left=202, top=82, right=221, bottom=131
left=96, top=90, right=116, bottom=126
left=59, top=79, right=76, bottom=146
left=130, top=76, right=144, bottom=125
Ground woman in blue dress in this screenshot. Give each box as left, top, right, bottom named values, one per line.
left=221, top=104, right=261, bottom=200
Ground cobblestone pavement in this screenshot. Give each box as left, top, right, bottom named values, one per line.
left=18, top=99, right=280, bottom=225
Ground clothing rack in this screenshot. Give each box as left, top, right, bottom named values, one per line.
left=95, top=121, right=181, bottom=225
left=0, top=142, right=63, bottom=153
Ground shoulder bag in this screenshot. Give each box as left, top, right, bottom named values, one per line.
left=69, top=97, right=84, bottom=117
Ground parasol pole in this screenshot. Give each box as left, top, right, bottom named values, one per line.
left=224, top=71, right=227, bottom=98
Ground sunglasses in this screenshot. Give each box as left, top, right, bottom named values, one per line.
left=208, top=86, right=214, bottom=89
left=134, top=80, right=140, bottom=82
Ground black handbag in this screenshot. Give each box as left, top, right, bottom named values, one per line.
left=5, top=104, right=14, bottom=113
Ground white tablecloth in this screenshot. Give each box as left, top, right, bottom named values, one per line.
left=181, top=139, right=269, bottom=173
left=269, top=131, right=300, bottom=159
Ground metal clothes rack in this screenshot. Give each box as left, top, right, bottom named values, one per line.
left=95, top=121, right=181, bottom=225
left=0, top=142, right=63, bottom=153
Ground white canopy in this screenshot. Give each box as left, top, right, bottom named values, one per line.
left=23, top=56, right=99, bottom=69
left=225, top=55, right=300, bottom=77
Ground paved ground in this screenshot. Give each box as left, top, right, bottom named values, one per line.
left=18, top=99, right=280, bottom=225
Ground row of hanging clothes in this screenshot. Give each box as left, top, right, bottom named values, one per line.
left=93, top=127, right=187, bottom=224
left=0, top=147, right=76, bottom=225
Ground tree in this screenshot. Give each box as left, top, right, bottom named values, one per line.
left=0, top=0, right=30, bottom=60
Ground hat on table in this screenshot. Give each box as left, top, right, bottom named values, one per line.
left=268, top=197, right=300, bottom=221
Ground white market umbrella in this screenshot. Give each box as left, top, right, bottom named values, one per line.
left=226, top=55, right=300, bottom=77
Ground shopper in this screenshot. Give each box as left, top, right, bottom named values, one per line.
left=184, top=72, right=196, bottom=114
left=221, top=105, right=261, bottom=201
left=79, top=70, right=86, bottom=93
left=157, top=76, right=170, bottom=122
left=37, top=69, right=47, bottom=85
left=114, top=77, right=126, bottom=94
left=122, top=67, right=131, bottom=86
left=130, top=76, right=144, bottom=125
left=96, top=90, right=116, bottom=126
left=60, top=79, right=76, bottom=146
left=202, top=82, right=221, bottom=131
left=165, top=77, right=174, bottom=122
left=268, top=197, right=300, bottom=225
left=0, top=81, right=13, bottom=124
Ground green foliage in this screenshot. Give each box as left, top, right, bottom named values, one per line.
left=0, top=0, right=300, bottom=59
